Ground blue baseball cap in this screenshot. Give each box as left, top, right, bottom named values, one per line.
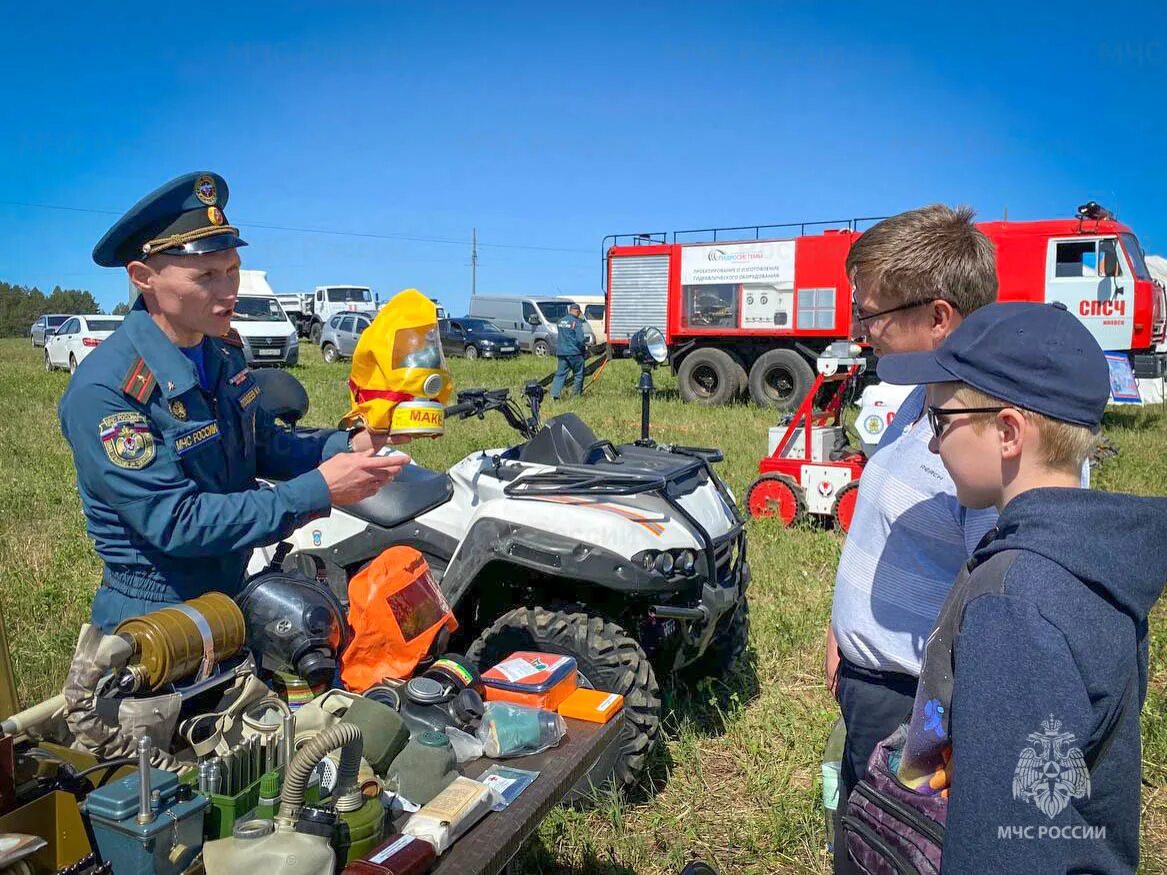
left=876, top=302, right=1111, bottom=428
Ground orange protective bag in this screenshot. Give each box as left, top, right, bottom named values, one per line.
left=341, top=546, right=458, bottom=691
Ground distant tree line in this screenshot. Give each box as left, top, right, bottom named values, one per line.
left=0, top=281, right=111, bottom=337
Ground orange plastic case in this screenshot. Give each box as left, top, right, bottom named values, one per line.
left=481, top=652, right=578, bottom=711
left=557, top=688, right=624, bottom=724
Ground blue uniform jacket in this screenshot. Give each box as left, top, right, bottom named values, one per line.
left=555, top=314, right=586, bottom=357
left=58, top=300, right=348, bottom=619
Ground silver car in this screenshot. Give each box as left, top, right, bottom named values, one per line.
left=31, top=314, right=70, bottom=348
left=319, top=312, right=371, bottom=363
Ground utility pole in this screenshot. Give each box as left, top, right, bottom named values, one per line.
left=471, top=227, right=478, bottom=296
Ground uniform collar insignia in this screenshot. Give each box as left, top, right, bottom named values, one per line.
left=121, top=306, right=206, bottom=399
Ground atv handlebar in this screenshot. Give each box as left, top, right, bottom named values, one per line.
left=443, top=388, right=510, bottom=417
left=443, top=400, right=478, bottom=418
left=443, top=384, right=544, bottom=440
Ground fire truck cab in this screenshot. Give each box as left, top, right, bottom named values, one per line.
left=604, top=204, right=1165, bottom=410
left=984, top=204, right=1165, bottom=379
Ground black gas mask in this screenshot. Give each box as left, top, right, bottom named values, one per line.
left=235, top=571, right=349, bottom=686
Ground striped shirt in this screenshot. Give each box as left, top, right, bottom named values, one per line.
left=831, top=387, right=999, bottom=675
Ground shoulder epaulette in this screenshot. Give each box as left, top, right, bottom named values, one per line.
left=121, top=356, right=157, bottom=404
left=220, top=328, right=244, bottom=348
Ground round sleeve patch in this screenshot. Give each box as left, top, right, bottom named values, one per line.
left=99, top=412, right=156, bottom=469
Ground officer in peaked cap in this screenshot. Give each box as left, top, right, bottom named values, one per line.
left=60, top=171, right=411, bottom=631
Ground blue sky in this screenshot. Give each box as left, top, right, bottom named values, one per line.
left=2, top=2, right=1164, bottom=314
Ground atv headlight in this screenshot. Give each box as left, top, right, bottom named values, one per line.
left=653, top=552, right=674, bottom=575
left=635, top=550, right=676, bottom=576
left=675, top=549, right=696, bottom=575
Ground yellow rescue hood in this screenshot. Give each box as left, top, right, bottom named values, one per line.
left=340, top=289, right=453, bottom=436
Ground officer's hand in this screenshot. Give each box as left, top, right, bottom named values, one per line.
left=347, top=429, right=413, bottom=454
left=318, top=450, right=411, bottom=505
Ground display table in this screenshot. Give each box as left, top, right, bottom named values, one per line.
left=428, top=712, right=624, bottom=875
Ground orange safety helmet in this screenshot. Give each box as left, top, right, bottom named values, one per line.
left=340, top=546, right=458, bottom=691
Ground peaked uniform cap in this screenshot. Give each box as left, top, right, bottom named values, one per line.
left=92, top=171, right=247, bottom=267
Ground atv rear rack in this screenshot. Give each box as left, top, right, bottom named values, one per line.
left=503, top=464, right=673, bottom=497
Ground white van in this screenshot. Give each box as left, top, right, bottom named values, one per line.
left=232, top=270, right=299, bottom=366
left=563, top=295, right=607, bottom=346
left=469, top=295, right=595, bottom=356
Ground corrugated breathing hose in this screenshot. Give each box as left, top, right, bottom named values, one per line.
left=276, top=723, right=363, bottom=826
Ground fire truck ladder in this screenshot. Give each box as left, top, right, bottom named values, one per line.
left=601, top=216, right=887, bottom=290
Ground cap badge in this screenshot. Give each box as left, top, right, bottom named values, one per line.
left=194, top=175, right=217, bottom=206
left=207, top=206, right=225, bottom=226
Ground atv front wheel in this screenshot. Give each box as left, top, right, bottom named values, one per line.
left=466, top=606, right=660, bottom=800
left=690, top=598, right=750, bottom=679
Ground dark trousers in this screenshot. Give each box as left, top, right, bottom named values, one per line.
left=551, top=354, right=585, bottom=398
left=832, top=656, right=918, bottom=875
left=91, top=583, right=175, bottom=633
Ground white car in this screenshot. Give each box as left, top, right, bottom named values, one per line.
left=44, top=315, right=124, bottom=374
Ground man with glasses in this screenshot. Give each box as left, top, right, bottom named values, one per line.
left=826, top=205, right=999, bottom=874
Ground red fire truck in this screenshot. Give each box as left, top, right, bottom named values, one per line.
left=604, top=204, right=1166, bottom=409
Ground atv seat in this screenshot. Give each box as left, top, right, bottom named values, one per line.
left=345, top=464, right=454, bottom=529
left=518, top=413, right=604, bottom=467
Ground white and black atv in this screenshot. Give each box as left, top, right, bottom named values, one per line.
left=249, top=374, right=750, bottom=796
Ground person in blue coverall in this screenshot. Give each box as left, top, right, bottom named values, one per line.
left=550, top=303, right=587, bottom=399
left=59, top=171, right=410, bottom=631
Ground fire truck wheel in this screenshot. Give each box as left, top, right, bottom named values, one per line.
left=729, top=355, right=749, bottom=399
left=832, top=481, right=860, bottom=532
left=748, top=349, right=814, bottom=411
left=677, top=348, right=739, bottom=405
left=744, top=474, right=804, bottom=526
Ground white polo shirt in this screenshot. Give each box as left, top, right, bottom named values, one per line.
left=831, top=387, right=999, bottom=675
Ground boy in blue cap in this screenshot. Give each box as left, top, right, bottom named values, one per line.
left=871, top=302, right=1167, bottom=872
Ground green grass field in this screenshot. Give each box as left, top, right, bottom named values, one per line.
left=2, top=336, right=1165, bottom=873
